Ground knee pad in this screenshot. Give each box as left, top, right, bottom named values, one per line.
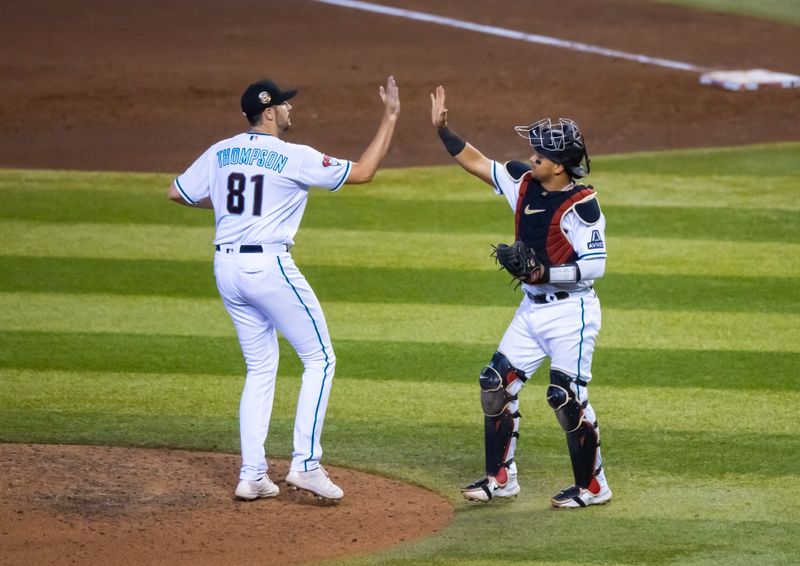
left=480, top=351, right=527, bottom=417
left=546, top=369, right=583, bottom=432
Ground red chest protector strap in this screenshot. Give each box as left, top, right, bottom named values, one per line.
left=547, top=187, right=595, bottom=264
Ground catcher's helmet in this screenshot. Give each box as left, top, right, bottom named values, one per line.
left=514, top=118, right=591, bottom=178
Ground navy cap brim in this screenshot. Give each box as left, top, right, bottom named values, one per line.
left=278, top=88, right=298, bottom=104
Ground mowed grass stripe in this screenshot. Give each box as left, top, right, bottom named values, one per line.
left=608, top=237, right=800, bottom=277
left=1, top=368, right=797, bottom=478
left=2, top=331, right=797, bottom=390
left=1, top=293, right=798, bottom=352
left=0, top=187, right=211, bottom=227
left=329, top=421, right=798, bottom=479
left=1, top=364, right=795, bottom=450
left=2, top=256, right=799, bottom=313
left=4, top=142, right=798, bottom=207
left=590, top=173, right=800, bottom=211
left=0, top=221, right=216, bottom=262
left=2, top=400, right=793, bottom=480
left=2, top=183, right=798, bottom=242
left=580, top=475, right=797, bottom=524
left=5, top=221, right=800, bottom=279
left=304, top=188, right=799, bottom=241
left=593, top=142, right=800, bottom=179
left=360, top=157, right=800, bottom=208
left=594, top=172, right=800, bottom=210
left=0, top=169, right=172, bottom=194
left=2, top=404, right=795, bottom=483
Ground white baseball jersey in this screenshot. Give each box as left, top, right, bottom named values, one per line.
left=174, top=132, right=351, bottom=246
left=174, top=131, right=351, bottom=481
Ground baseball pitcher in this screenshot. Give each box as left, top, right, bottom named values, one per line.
left=168, top=76, right=400, bottom=501
left=431, top=85, right=612, bottom=508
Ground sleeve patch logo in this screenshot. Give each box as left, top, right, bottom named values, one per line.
left=322, top=155, right=341, bottom=167
left=587, top=230, right=605, bottom=249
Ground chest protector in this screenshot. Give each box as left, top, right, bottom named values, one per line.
left=515, top=177, right=596, bottom=265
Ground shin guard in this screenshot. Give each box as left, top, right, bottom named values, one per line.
left=480, top=352, right=526, bottom=478
left=483, top=409, right=519, bottom=478
left=565, top=419, right=600, bottom=488
left=547, top=369, right=602, bottom=489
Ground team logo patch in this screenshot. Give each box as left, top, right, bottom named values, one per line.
left=588, top=229, right=605, bottom=249
left=322, top=154, right=341, bottom=167
left=258, top=91, right=271, bottom=104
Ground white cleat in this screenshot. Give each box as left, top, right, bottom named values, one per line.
left=235, top=475, right=280, bottom=500
left=550, top=480, right=612, bottom=508
left=286, top=466, right=344, bottom=500
left=462, top=474, right=520, bottom=502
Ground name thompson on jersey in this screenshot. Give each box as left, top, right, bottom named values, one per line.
left=167, top=76, right=400, bottom=502
left=173, top=132, right=352, bottom=247
left=215, top=145, right=289, bottom=172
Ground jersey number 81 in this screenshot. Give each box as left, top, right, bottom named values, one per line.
left=226, top=172, right=264, bottom=216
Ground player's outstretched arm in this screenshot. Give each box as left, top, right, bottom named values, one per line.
left=430, top=85, right=493, bottom=186
left=346, top=76, right=401, bottom=184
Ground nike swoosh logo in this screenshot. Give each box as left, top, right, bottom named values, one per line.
left=524, top=205, right=546, bottom=215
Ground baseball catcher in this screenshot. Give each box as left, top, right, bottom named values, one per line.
left=432, top=85, right=612, bottom=509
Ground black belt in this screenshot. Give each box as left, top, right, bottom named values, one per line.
left=215, top=244, right=289, bottom=253
left=526, top=291, right=570, bottom=304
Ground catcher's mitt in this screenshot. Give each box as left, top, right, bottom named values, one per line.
left=492, top=241, right=544, bottom=283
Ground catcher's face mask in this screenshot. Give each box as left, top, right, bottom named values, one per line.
left=514, top=118, right=591, bottom=178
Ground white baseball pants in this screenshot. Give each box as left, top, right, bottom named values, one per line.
left=499, top=291, right=602, bottom=468
left=214, top=246, right=336, bottom=480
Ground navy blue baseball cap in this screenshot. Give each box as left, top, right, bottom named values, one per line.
left=241, top=79, right=298, bottom=119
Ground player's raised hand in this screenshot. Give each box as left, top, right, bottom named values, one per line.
left=430, top=85, right=448, bottom=129
left=379, top=76, right=400, bottom=118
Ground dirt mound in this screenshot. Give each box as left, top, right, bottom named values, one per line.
left=1, top=444, right=452, bottom=566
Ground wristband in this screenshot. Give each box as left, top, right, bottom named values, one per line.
left=437, top=125, right=467, bottom=157
left=547, top=263, right=581, bottom=283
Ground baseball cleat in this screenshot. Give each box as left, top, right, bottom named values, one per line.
left=235, top=475, right=280, bottom=500
left=550, top=479, right=612, bottom=508
left=286, top=466, right=343, bottom=500
left=461, top=473, right=520, bottom=502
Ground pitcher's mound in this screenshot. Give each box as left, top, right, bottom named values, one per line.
left=1, top=444, right=453, bottom=565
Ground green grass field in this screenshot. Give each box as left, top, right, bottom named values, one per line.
left=652, top=0, right=800, bottom=25
left=1, top=142, right=799, bottom=565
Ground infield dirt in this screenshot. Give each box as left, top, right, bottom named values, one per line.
left=1, top=0, right=798, bottom=173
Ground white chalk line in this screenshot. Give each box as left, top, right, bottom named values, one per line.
left=312, top=0, right=708, bottom=73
